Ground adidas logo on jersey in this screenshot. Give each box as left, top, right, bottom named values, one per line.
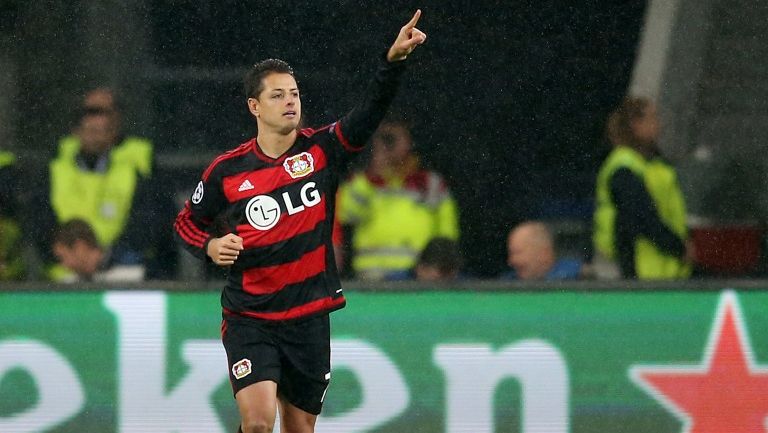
left=238, top=179, right=255, bottom=192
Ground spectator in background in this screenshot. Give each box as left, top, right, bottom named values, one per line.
left=413, top=237, right=463, bottom=281
left=30, top=87, right=176, bottom=281
left=387, top=237, right=464, bottom=281
left=502, top=221, right=583, bottom=280
left=0, top=148, right=24, bottom=280
left=52, top=219, right=144, bottom=282
left=337, top=119, right=459, bottom=280
left=593, top=96, right=693, bottom=279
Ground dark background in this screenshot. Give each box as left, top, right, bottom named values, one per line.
left=2, top=1, right=646, bottom=277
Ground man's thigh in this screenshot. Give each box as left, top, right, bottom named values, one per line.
left=236, top=381, right=279, bottom=429
left=278, top=393, right=318, bottom=433
left=277, top=315, right=331, bottom=416
left=222, top=318, right=281, bottom=396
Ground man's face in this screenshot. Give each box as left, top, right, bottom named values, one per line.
left=77, top=114, right=117, bottom=155
left=372, top=125, right=412, bottom=167
left=83, top=89, right=116, bottom=112
left=249, top=73, right=301, bottom=134
left=53, top=240, right=101, bottom=277
left=631, top=104, right=660, bottom=145
left=507, top=229, right=552, bottom=280
left=82, top=88, right=121, bottom=132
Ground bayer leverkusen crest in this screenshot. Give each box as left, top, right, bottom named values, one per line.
left=283, top=152, right=315, bottom=179
left=232, top=358, right=252, bottom=380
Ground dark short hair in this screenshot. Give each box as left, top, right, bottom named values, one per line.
left=54, top=219, right=100, bottom=249
left=605, top=96, right=652, bottom=148
left=244, top=59, right=295, bottom=99
left=417, top=237, right=463, bottom=275
left=373, top=117, right=414, bottom=150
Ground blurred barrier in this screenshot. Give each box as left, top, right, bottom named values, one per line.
left=1, top=285, right=768, bottom=432
left=689, top=224, right=764, bottom=276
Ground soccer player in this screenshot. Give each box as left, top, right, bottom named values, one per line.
left=174, top=10, right=426, bottom=433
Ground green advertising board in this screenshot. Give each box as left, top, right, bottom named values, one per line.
left=1, top=289, right=767, bottom=432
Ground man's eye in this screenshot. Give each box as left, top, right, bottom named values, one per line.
left=272, top=94, right=282, bottom=99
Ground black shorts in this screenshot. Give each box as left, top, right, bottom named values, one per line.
left=222, top=313, right=331, bottom=415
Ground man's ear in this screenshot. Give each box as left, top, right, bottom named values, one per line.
left=247, top=97, right=260, bottom=118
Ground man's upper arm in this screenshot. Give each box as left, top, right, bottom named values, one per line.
left=333, top=55, right=406, bottom=153
left=330, top=121, right=366, bottom=155
left=183, top=170, right=225, bottom=234
left=610, top=168, right=685, bottom=256
left=189, top=169, right=226, bottom=222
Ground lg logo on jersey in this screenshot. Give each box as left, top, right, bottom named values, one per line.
left=245, top=182, right=321, bottom=230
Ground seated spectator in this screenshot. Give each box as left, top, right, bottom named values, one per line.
left=30, top=87, right=177, bottom=280
left=414, top=237, right=463, bottom=281
left=0, top=148, right=24, bottom=280
left=593, top=96, right=693, bottom=279
left=52, top=219, right=144, bottom=283
left=502, top=221, right=582, bottom=280
left=387, top=237, right=464, bottom=281
left=338, top=119, right=459, bottom=280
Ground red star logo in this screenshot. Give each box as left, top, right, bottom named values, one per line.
left=630, top=291, right=768, bottom=433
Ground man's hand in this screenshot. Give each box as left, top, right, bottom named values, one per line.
left=207, top=233, right=244, bottom=266
left=387, top=9, right=427, bottom=62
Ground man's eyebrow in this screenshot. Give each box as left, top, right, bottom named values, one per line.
left=268, top=87, right=299, bottom=92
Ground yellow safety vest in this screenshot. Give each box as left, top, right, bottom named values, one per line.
left=593, top=146, right=690, bottom=279
left=50, top=135, right=153, bottom=247
left=338, top=170, right=459, bottom=279
left=0, top=150, right=14, bottom=168
left=0, top=151, right=24, bottom=280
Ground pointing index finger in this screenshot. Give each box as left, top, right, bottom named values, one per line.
left=405, top=9, right=422, bottom=29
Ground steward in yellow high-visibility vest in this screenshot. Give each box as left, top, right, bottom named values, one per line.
left=0, top=150, right=25, bottom=280
left=51, top=132, right=152, bottom=248
left=32, top=88, right=177, bottom=281
left=44, top=108, right=155, bottom=281
left=593, top=97, right=691, bottom=279
left=337, top=121, right=459, bottom=280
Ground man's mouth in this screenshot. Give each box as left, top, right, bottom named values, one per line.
left=283, top=111, right=297, bottom=117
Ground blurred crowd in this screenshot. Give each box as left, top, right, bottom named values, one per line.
left=0, top=88, right=759, bottom=284
left=0, top=88, right=176, bottom=283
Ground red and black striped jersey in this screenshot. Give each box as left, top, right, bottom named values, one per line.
left=175, top=55, right=404, bottom=321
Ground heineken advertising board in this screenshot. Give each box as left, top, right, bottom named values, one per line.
left=1, top=289, right=768, bottom=433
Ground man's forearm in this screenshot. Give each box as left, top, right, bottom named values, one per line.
left=338, top=53, right=407, bottom=147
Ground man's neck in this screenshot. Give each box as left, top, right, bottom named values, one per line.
left=77, top=150, right=110, bottom=172
left=256, top=128, right=298, bottom=159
